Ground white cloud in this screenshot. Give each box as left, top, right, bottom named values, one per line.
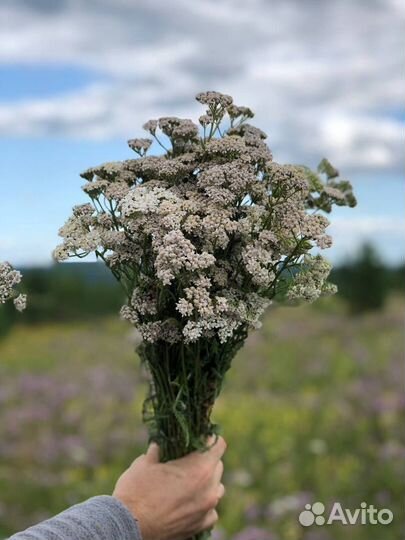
left=326, top=216, right=405, bottom=264
left=0, top=0, right=403, bottom=174
left=330, top=216, right=405, bottom=236
left=319, top=114, right=403, bottom=169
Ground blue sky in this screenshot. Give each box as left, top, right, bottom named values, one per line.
left=0, top=0, right=403, bottom=266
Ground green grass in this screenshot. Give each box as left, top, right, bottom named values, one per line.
left=0, top=296, right=404, bottom=539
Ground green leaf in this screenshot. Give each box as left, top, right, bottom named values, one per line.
left=318, top=158, right=339, bottom=179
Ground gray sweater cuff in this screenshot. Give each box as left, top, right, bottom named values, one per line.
left=8, top=495, right=143, bottom=540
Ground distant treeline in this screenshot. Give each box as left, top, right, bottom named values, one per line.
left=0, top=262, right=124, bottom=336
left=0, top=245, right=404, bottom=336
left=331, top=245, right=404, bottom=313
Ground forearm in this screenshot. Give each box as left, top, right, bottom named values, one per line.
left=8, top=495, right=142, bottom=540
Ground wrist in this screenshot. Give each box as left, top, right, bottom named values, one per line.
left=112, top=495, right=151, bottom=540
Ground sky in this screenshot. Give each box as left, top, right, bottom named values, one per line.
left=0, top=0, right=403, bottom=267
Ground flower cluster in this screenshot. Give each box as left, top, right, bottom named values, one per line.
left=0, top=261, right=26, bottom=312
left=54, top=90, right=356, bottom=346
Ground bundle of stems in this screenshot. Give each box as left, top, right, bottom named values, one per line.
left=139, top=334, right=246, bottom=461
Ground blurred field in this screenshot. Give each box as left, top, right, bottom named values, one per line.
left=0, top=296, right=404, bottom=540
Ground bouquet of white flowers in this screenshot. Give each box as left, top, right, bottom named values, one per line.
left=54, top=90, right=356, bottom=519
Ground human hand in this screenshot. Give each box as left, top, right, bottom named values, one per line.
left=112, top=436, right=226, bottom=540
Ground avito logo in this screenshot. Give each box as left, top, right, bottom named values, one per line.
left=299, top=501, right=393, bottom=527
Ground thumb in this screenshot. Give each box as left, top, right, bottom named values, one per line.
left=145, top=442, right=160, bottom=463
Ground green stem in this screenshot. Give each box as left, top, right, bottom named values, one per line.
left=137, top=336, right=245, bottom=539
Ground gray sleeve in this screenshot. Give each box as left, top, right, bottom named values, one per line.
left=8, top=495, right=142, bottom=540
